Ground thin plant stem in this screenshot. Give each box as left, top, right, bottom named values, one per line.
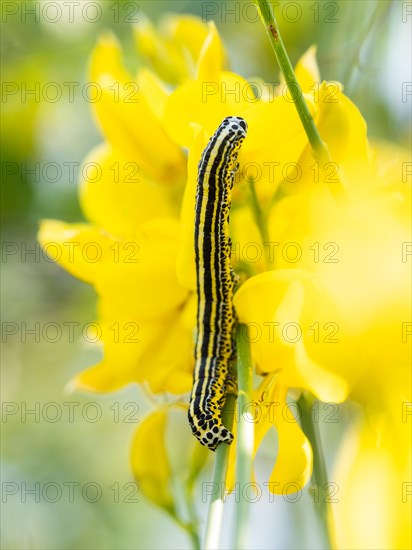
left=203, top=393, right=237, bottom=550
left=254, top=0, right=329, bottom=162
left=181, top=519, right=201, bottom=550
left=298, top=393, right=334, bottom=549
left=254, top=0, right=345, bottom=200
left=186, top=525, right=201, bottom=550
left=233, top=324, right=254, bottom=549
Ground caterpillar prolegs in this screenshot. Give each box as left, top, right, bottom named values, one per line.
left=188, top=116, right=248, bottom=450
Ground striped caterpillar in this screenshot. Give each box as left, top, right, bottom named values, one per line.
left=188, top=116, right=248, bottom=450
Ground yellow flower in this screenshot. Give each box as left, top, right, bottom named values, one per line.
left=38, top=217, right=193, bottom=394
left=133, top=14, right=219, bottom=84
left=38, top=15, right=410, bottom=534
left=38, top=20, right=204, bottom=396
left=89, top=32, right=187, bottom=185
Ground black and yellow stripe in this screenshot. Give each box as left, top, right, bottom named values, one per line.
left=188, top=116, right=247, bottom=450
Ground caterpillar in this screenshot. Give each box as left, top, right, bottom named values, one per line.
left=188, top=116, right=248, bottom=451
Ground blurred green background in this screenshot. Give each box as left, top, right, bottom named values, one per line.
left=1, top=1, right=410, bottom=548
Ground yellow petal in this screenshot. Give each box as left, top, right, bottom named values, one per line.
left=89, top=31, right=131, bottom=84
left=196, top=22, right=227, bottom=81
left=234, top=270, right=349, bottom=401
left=69, top=307, right=193, bottom=395
left=233, top=270, right=309, bottom=374
left=252, top=376, right=312, bottom=494
left=79, top=143, right=174, bottom=238
left=296, top=83, right=370, bottom=193
left=293, top=341, right=349, bottom=403
left=267, top=404, right=313, bottom=493
left=267, top=187, right=339, bottom=271
left=135, top=68, right=169, bottom=119
left=294, top=45, right=320, bottom=93
left=90, top=33, right=186, bottom=184
left=168, top=15, right=210, bottom=69
left=164, top=72, right=255, bottom=148
left=138, top=313, right=193, bottom=394
left=134, top=15, right=209, bottom=83
left=94, top=218, right=188, bottom=320
left=39, top=218, right=189, bottom=320
left=319, top=83, right=369, bottom=166
left=281, top=82, right=371, bottom=199
left=240, top=96, right=318, bottom=202
left=38, top=220, right=111, bottom=284
left=131, top=409, right=175, bottom=512
left=134, top=15, right=183, bottom=83
left=133, top=16, right=159, bottom=70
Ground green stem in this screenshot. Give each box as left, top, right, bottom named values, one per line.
left=186, top=526, right=201, bottom=550
left=233, top=324, right=254, bottom=549
left=203, top=393, right=237, bottom=550
left=255, top=0, right=330, bottom=164
left=298, top=394, right=333, bottom=549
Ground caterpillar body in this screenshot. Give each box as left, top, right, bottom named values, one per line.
left=188, top=116, right=248, bottom=451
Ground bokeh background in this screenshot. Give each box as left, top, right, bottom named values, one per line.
left=1, top=1, right=411, bottom=548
